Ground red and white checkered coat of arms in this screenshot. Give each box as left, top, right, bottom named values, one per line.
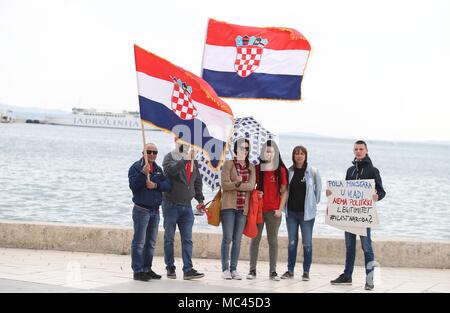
left=234, top=35, right=268, bottom=78
left=171, top=77, right=198, bottom=120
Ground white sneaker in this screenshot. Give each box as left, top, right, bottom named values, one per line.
left=231, top=270, right=242, bottom=280
left=222, top=270, right=232, bottom=280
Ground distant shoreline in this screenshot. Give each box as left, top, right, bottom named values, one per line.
left=2, top=120, right=449, bottom=146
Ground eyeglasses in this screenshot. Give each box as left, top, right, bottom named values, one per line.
left=145, top=150, right=158, bottom=155
left=239, top=146, right=250, bottom=151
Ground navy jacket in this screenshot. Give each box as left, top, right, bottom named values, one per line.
left=128, top=159, right=171, bottom=209
left=346, top=155, right=386, bottom=201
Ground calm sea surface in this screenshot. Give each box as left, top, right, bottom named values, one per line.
left=1, top=123, right=449, bottom=240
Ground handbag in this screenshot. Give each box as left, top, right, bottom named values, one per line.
left=205, top=189, right=222, bottom=226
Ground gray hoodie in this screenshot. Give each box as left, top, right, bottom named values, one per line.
left=162, top=149, right=204, bottom=205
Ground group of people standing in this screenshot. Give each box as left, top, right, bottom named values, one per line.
left=128, top=138, right=385, bottom=290
left=220, top=139, right=320, bottom=283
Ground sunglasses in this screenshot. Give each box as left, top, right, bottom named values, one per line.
left=145, top=150, right=158, bottom=155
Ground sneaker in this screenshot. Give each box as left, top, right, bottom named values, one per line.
left=246, top=269, right=257, bottom=280
left=330, top=273, right=352, bottom=285
left=166, top=267, right=176, bottom=279
left=231, top=270, right=242, bottom=280
left=270, top=271, right=281, bottom=281
left=281, top=271, right=294, bottom=279
left=133, top=272, right=151, bottom=282
left=146, top=270, right=161, bottom=280
left=302, top=272, right=310, bottom=281
left=365, top=276, right=375, bottom=290
left=183, top=269, right=205, bottom=280
left=222, top=270, right=232, bottom=280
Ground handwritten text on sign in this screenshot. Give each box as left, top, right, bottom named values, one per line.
left=325, top=180, right=379, bottom=229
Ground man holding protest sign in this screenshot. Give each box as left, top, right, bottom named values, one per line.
left=328, top=140, right=386, bottom=290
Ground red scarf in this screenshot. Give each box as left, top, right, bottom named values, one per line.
left=186, top=162, right=192, bottom=184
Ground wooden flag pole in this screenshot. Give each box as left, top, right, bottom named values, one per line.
left=134, top=44, right=149, bottom=182
left=190, top=146, right=195, bottom=173
left=140, top=119, right=150, bottom=182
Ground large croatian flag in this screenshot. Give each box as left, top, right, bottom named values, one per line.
left=202, top=19, right=311, bottom=100
left=134, top=44, right=234, bottom=169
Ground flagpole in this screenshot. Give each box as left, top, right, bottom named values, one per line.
left=140, top=119, right=150, bottom=182
left=190, top=146, right=195, bottom=173
left=134, top=44, right=149, bottom=182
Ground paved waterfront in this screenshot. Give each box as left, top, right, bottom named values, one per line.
left=0, top=248, right=449, bottom=293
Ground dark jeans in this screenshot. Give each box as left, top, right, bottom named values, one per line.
left=344, top=228, right=375, bottom=278
left=162, top=199, right=194, bottom=273
left=220, top=209, right=247, bottom=272
left=286, top=211, right=315, bottom=273
left=131, top=205, right=160, bottom=273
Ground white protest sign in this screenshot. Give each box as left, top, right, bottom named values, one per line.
left=325, top=179, right=379, bottom=235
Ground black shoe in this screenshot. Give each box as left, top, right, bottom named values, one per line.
left=183, top=269, right=205, bottom=280
left=246, top=269, right=256, bottom=280
left=133, top=272, right=151, bottom=282
left=270, top=271, right=280, bottom=281
left=330, top=274, right=352, bottom=285
left=302, top=272, right=310, bottom=281
left=166, top=267, right=176, bottom=279
left=146, top=270, right=162, bottom=280
left=281, top=271, right=294, bottom=279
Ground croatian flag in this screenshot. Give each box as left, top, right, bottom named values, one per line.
left=134, top=44, right=234, bottom=169
left=201, top=19, right=311, bottom=100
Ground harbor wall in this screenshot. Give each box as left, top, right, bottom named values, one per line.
left=1, top=220, right=449, bottom=269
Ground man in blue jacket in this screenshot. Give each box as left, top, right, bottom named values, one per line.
left=128, top=143, right=171, bottom=282
left=329, top=140, right=386, bottom=290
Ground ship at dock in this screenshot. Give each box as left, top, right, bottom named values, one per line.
left=0, top=110, right=13, bottom=123
left=47, top=108, right=146, bottom=130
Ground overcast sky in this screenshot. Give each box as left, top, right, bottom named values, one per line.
left=1, top=0, right=449, bottom=141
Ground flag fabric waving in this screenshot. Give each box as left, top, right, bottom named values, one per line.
left=199, top=116, right=275, bottom=191
left=134, top=44, right=234, bottom=169
left=201, top=18, right=311, bottom=100
left=196, top=152, right=221, bottom=191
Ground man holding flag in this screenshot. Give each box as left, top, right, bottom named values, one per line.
left=162, top=138, right=205, bottom=280
left=128, top=143, right=171, bottom=282
left=134, top=44, right=234, bottom=280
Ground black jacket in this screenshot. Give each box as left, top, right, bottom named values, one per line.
left=162, top=150, right=204, bottom=205
left=345, top=155, right=386, bottom=201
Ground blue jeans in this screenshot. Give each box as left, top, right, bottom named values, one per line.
left=131, top=205, right=160, bottom=273
left=286, top=211, right=315, bottom=273
left=220, top=209, right=247, bottom=272
left=162, top=199, right=194, bottom=273
left=344, top=228, right=375, bottom=278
